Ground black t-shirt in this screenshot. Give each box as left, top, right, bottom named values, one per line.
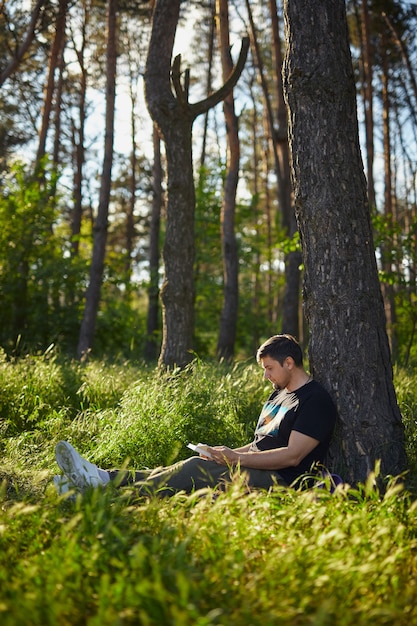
left=250, top=380, right=337, bottom=485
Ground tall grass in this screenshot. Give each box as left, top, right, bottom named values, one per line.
left=1, top=354, right=417, bottom=624
left=395, top=365, right=417, bottom=481
left=1, top=476, right=417, bottom=625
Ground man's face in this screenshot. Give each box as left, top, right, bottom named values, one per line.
left=260, top=355, right=290, bottom=389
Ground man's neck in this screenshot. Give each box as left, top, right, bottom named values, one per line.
left=286, top=368, right=312, bottom=392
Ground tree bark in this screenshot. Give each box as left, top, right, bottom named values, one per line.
left=52, top=32, right=66, bottom=171
left=282, top=0, right=406, bottom=484
left=125, top=60, right=138, bottom=287
left=144, top=0, right=249, bottom=367
left=77, top=0, right=118, bottom=359
left=199, top=0, right=216, bottom=170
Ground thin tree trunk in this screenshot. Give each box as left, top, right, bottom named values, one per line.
left=381, top=36, right=398, bottom=360
left=246, top=77, right=263, bottom=348
left=77, top=0, right=118, bottom=359
left=216, top=0, right=239, bottom=361
left=359, top=0, right=377, bottom=209
left=125, top=71, right=138, bottom=287
left=71, top=32, right=88, bottom=257
left=246, top=0, right=300, bottom=337
left=382, top=11, right=417, bottom=113
left=52, top=36, right=66, bottom=169
left=35, top=0, right=68, bottom=168
left=269, top=0, right=301, bottom=337
left=145, top=0, right=248, bottom=367
left=144, top=124, right=163, bottom=361
left=200, top=0, right=216, bottom=170
left=260, top=108, right=274, bottom=327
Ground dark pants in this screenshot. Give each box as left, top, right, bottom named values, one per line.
left=108, top=456, right=287, bottom=497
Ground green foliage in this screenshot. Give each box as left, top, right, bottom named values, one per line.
left=0, top=161, right=87, bottom=354
left=91, top=360, right=265, bottom=469
left=275, top=229, right=301, bottom=256
left=194, top=166, right=224, bottom=357
left=0, top=358, right=417, bottom=624
left=0, top=355, right=267, bottom=477
left=193, top=162, right=291, bottom=357
left=0, top=160, right=149, bottom=360
left=371, top=207, right=417, bottom=366
left=0, top=349, right=140, bottom=442
left=395, top=366, right=417, bottom=487
left=93, top=287, right=148, bottom=360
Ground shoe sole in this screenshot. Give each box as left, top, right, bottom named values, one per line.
left=55, top=441, right=101, bottom=490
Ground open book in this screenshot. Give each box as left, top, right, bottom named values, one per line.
left=187, top=443, right=213, bottom=459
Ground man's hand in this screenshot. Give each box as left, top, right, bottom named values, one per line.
left=208, top=446, right=240, bottom=466
left=206, top=431, right=320, bottom=470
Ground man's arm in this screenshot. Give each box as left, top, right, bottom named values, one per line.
left=208, top=430, right=319, bottom=470
left=232, top=443, right=252, bottom=453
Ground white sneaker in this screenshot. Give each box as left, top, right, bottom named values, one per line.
left=53, top=474, right=76, bottom=499
left=53, top=474, right=72, bottom=494
left=55, top=440, right=103, bottom=491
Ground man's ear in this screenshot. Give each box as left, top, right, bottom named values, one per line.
left=284, top=356, right=294, bottom=370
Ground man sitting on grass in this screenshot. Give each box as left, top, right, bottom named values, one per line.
left=54, top=334, right=338, bottom=496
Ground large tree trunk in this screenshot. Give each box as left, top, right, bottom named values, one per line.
left=145, top=0, right=248, bottom=368
left=282, top=0, right=406, bottom=484
left=160, top=124, right=196, bottom=367
left=144, top=0, right=194, bottom=367
left=77, top=0, right=118, bottom=359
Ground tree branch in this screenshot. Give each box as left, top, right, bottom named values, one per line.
left=382, top=11, right=417, bottom=111
left=0, top=0, right=46, bottom=88
left=190, top=36, right=250, bottom=118
left=171, top=54, right=188, bottom=108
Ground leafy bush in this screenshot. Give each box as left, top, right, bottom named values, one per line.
left=395, top=366, right=417, bottom=485
left=0, top=351, right=76, bottom=435
left=90, top=360, right=267, bottom=468
left=0, top=351, right=140, bottom=435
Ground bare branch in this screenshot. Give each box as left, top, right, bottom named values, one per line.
left=0, top=0, right=47, bottom=88
left=170, top=54, right=188, bottom=108
left=382, top=11, right=417, bottom=110
left=190, top=36, right=250, bottom=118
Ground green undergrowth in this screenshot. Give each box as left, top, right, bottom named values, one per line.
left=0, top=356, right=265, bottom=496
left=0, top=474, right=417, bottom=625
left=1, top=354, right=417, bottom=624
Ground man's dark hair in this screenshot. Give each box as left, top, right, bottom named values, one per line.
left=256, top=334, right=303, bottom=367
